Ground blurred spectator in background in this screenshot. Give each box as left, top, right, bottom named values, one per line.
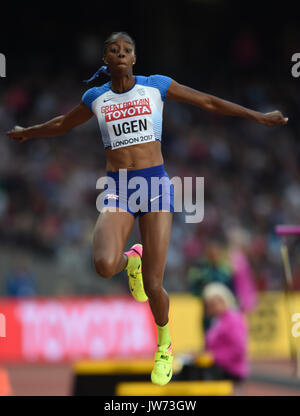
left=188, top=238, right=233, bottom=297
left=200, top=283, right=249, bottom=381
left=175, top=282, right=249, bottom=382
left=188, top=237, right=234, bottom=330
left=4, top=261, right=37, bottom=297
left=188, top=230, right=257, bottom=330
left=226, top=226, right=257, bottom=313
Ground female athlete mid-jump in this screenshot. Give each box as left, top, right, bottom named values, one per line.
left=7, top=31, right=288, bottom=386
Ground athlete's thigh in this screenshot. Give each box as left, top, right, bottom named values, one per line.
left=138, top=211, right=173, bottom=278
left=93, top=207, right=135, bottom=260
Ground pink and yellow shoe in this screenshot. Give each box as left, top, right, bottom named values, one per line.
left=151, top=344, right=173, bottom=386
left=125, top=244, right=148, bottom=302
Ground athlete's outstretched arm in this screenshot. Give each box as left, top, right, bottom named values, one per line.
left=6, top=102, right=93, bottom=142
left=166, top=80, right=288, bottom=126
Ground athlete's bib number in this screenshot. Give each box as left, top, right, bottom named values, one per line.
left=107, top=115, right=155, bottom=149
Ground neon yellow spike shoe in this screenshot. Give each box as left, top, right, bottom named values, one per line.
left=125, top=244, right=148, bottom=302
left=151, top=344, right=173, bottom=386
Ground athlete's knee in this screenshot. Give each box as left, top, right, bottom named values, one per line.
left=94, top=255, right=118, bottom=278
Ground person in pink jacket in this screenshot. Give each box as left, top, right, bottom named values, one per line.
left=227, top=226, right=257, bottom=313
left=202, top=282, right=249, bottom=380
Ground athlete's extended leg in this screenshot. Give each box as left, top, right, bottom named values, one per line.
left=93, top=208, right=135, bottom=278
left=138, top=211, right=173, bottom=385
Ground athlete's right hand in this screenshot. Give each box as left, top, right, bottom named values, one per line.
left=6, top=126, right=31, bottom=142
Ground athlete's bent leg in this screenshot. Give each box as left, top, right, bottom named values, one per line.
left=93, top=207, right=135, bottom=278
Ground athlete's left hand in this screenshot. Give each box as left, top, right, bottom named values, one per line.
left=257, top=111, right=288, bottom=126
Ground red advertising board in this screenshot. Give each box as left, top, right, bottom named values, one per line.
left=0, top=296, right=157, bottom=363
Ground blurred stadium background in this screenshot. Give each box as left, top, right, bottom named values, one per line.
left=1, top=0, right=300, bottom=396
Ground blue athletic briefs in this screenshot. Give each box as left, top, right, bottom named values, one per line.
left=100, top=164, right=174, bottom=217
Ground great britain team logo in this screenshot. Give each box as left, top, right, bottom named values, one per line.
left=101, top=98, right=151, bottom=121
left=106, top=194, right=119, bottom=200
left=100, top=97, right=155, bottom=149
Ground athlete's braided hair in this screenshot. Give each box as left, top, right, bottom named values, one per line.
left=84, top=32, right=135, bottom=84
